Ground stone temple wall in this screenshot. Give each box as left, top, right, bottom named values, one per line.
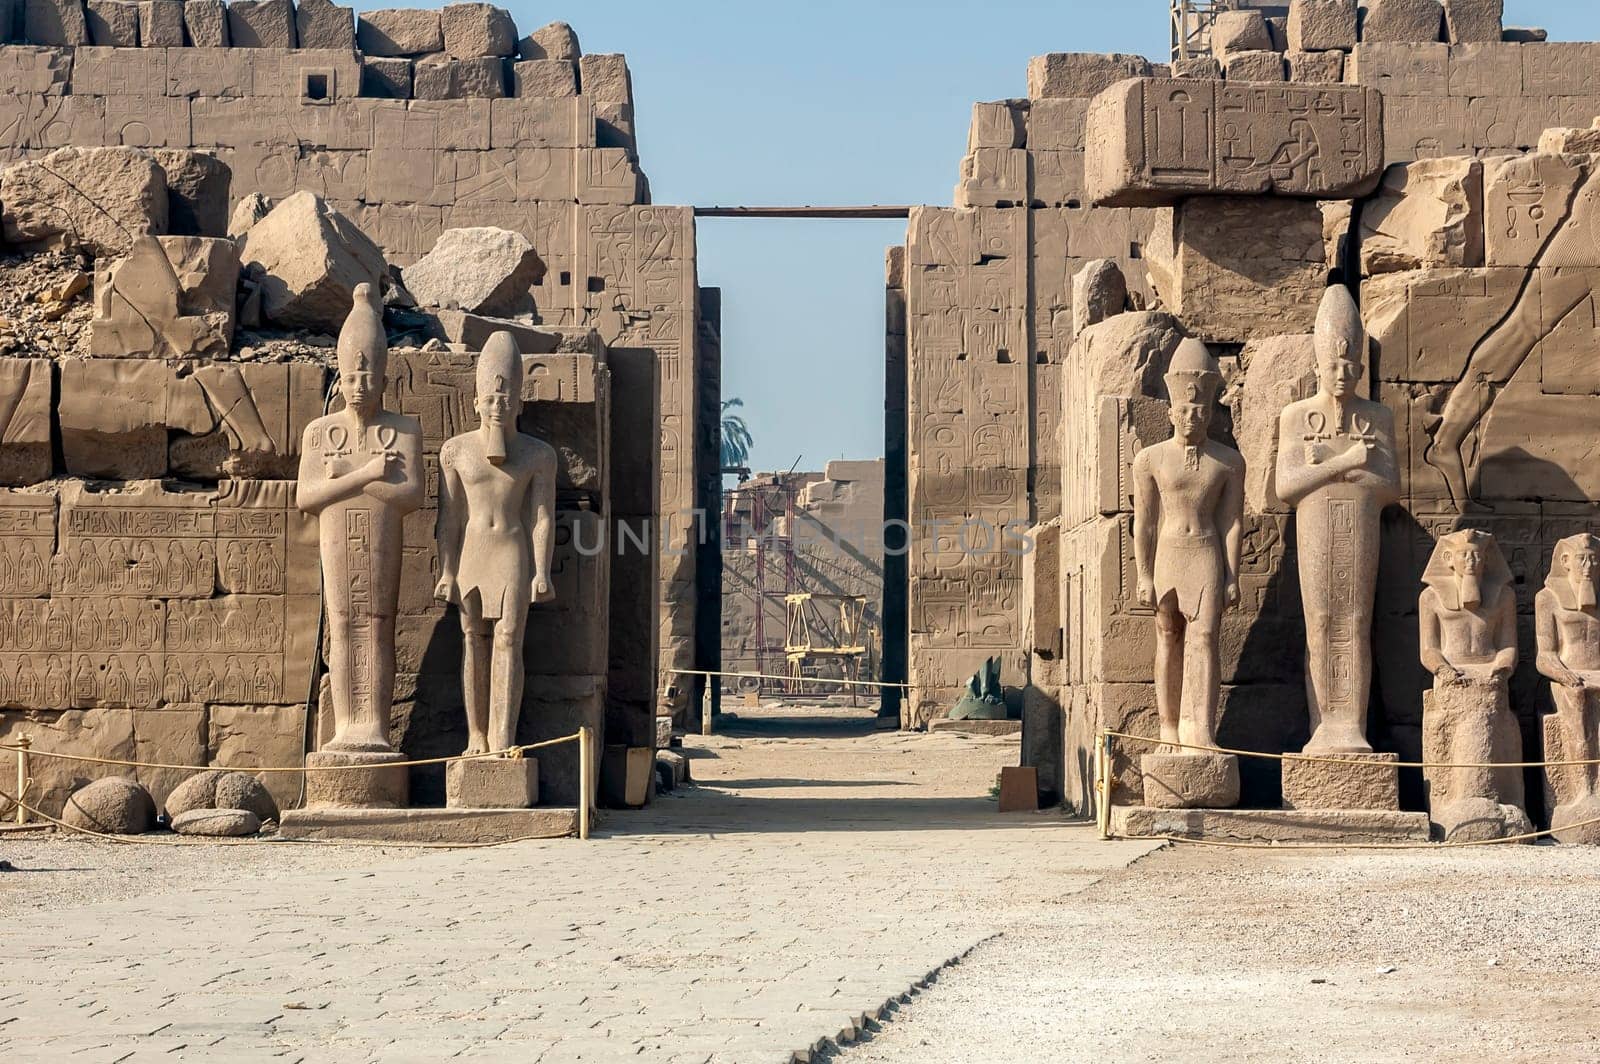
left=0, top=2, right=703, bottom=745
left=904, top=7, right=1600, bottom=819
left=0, top=2, right=703, bottom=814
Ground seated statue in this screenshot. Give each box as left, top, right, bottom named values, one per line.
left=1536, top=533, right=1600, bottom=843
left=1419, top=529, right=1530, bottom=841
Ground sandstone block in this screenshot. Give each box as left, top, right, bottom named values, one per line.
left=1071, top=259, right=1127, bottom=336
left=955, top=147, right=1027, bottom=207
left=1501, top=26, right=1544, bottom=43
left=208, top=704, right=307, bottom=817
left=1540, top=126, right=1600, bottom=154
left=1, top=145, right=167, bottom=258
left=1211, top=9, right=1272, bottom=55
left=171, top=808, right=261, bottom=836
left=1542, top=712, right=1600, bottom=846
left=1145, top=197, right=1329, bottom=342
left=183, top=0, right=227, bottom=45
left=968, top=100, right=1026, bottom=150
left=1359, top=158, right=1483, bottom=274
left=1113, top=805, right=1431, bottom=842
left=303, top=750, right=407, bottom=809
left=24, top=0, right=87, bottom=44
left=152, top=149, right=231, bottom=237
left=1288, top=0, right=1357, bottom=51
left=1442, top=0, right=1501, bottom=43
left=1423, top=682, right=1527, bottom=842
left=241, top=191, right=385, bottom=335
left=1481, top=152, right=1583, bottom=267
left=86, top=0, right=137, bottom=45
left=1172, top=56, right=1221, bottom=79
left=446, top=756, right=538, bottom=808
left=1227, top=334, right=1315, bottom=513
left=59, top=360, right=197, bottom=474
left=440, top=2, right=513, bottom=58
left=0, top=359, right=54, bottom=486
left=164, top=769, right=224, bottom=819
left=1085, top=80, right=1384, bottom=207
left=1288, top=49, right=1344, bottom=82
left=518, top=19, right=577, bottom=60
left=357, top=7, right=441, bottom=56
left=213, top=771, right=278, bottom=822
left=414, top=54, right=504, bottom=100
left=1223, top=49, right=1286, bottom=81
left=227, top=192, right=273, bottom=239
left=512, top=59, right=576, bottom=98
left=1266, top=15, right=1289, bottom=51
left=361, top=56, right=412, bottom=98
left=1281, top=751, right=1401, bottom=809
left=1360, top=0, right=1443, bottom=42
left=579, top=52, right=631, bottom=104
left=227, top=0, right=293, bottom=46
left=1140, top=752, right=1240, bottom=809
left=0, top=45, right=71, bottom=92
left=137, top=0, right=179, bottom=45
left=403, top=226, right=543, bottom=316
left=62, top=776, right=155, bottom=834
left=294, top=0, right=352, bottom=49
left=1028, top=52, right=1151, bottom=98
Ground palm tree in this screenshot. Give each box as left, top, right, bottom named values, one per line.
left=721, top=398, right=754, bottom=472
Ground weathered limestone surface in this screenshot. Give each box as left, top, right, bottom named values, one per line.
left=1360, top=0, right=1444, bottom=43
left=241, top=192, right=386, bottom=335
left=403, top=226, right=543, bottom=316
left=1359, top=158, right=1483, bottom=273
left=440, top=2, right=515, bottom=58
left=227, top=0, right=295, bottom=48
left=1086, top=80, right=1385, bottom=207
left=1223, top=49, right=1286, bottom=82
left=1281, top=752, right=1402, bottom=810
left=1288, top=49, right=1345, bottom=83
left=2, top=146, right=167, bottom=257
left=138, top=0, right=183, bottom=46
left=357, top=8, right=442, bottom=56
left=295, top=0, right=354, bottom=51
left=361, top=56, right=413, bottom=99
left=1211, top=11, right=1273, bottom=56
left=520, top=20, right=579, bottom=61
left=1288, top=0, right=1358, bottom=53
left=1146, top=197, right=1330, bottom=343
left=512, top=59, right=577, bottom=98
left=24, top=0, right=88, bottom=45
left=183, top=0, right=227, bottom=45
left=1028, top=53, right=1152, bottom=99
left=85, top=0, right=138, bottom=46
left=1442, top=0, right=1501, bottom=44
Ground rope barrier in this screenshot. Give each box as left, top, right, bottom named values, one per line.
left=0, top=732, right=582, bottom=774
left=670, top=668, right=912, bottom=691
left=1102, top=730, right=1600, bottom=771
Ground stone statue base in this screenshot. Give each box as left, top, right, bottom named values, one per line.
left=1140, top=752, right=1240, bottom=809
left=1423, top=683, right=1528, bottom=841
left=1112, top=805, right=1430, bottom=844
left=446, top=757, right=539, bottom=810
left=279, top=806, right=579, bottom=843
left=302, top=750, right=408, bottom=810
left=1281, top=751, right=1400, bottom=811
left=1542, top=712, right=1600, bottom=844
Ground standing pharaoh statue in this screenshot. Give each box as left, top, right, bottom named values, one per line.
left=1419, top=529, right=1530, bottom=841
left=1536, top=534, right=1600, bottom=843
left=296, top=283, right=426, bottom=807
left=434, top=332, right=557, bottom=808
left=1131, top=338, right=1245, bottom=808
left=1275, top=286, right=1401, bottom=755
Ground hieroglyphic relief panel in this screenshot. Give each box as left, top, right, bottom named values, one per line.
left=0, top=482, right=317, bottom=711
left=1086, top=78, right=1384, bottom=207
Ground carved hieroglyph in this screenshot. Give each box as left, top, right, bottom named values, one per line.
left=1131, top=339, right=1245, bottom=809
left=296, top=284, right=425, bottom=785
left=1086, top=78, right=1385, bottom=207
left=435, top=330, right=558, bottom=757
left=1276, top=287, right=1401, bottom=753
left=1536, top=534, right=1600, bottom=843
left=1419, top=529, right=1531, bottom=841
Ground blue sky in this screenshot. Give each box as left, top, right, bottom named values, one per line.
left=470, top=0, right=1595, bottom=474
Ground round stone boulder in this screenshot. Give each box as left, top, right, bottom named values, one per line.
left=61, top=777, right=156, bottom=835
left=163, top=769, right=226, bottom=820
left=212, top=772, right=279, bottom=824
left=171, top=808, right=261, bottom=838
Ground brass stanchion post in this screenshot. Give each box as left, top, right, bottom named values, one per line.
left=578, top=727, right=592, bottom=841
left=14, top=736, right=29, bottom=825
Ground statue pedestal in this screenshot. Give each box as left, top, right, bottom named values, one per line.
left=1140, top=752, right=1239, bottom=809
left=1282, top=751, right=1400, bottom=811
left=446, top=757, right=539, bottom=809
left=302, top=750, right=408, bottom=810
left=1112, top=806, right=1430, bottom=843
left=1423, top=684, right=1528, bottom=841
left=279, top=807, right=580, bottom=843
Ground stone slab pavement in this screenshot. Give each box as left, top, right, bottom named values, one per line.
left=0, top=713, right=1159, bottom=1063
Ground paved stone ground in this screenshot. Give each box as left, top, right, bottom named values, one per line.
left=0, top=705, right=1157, bottom=1062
